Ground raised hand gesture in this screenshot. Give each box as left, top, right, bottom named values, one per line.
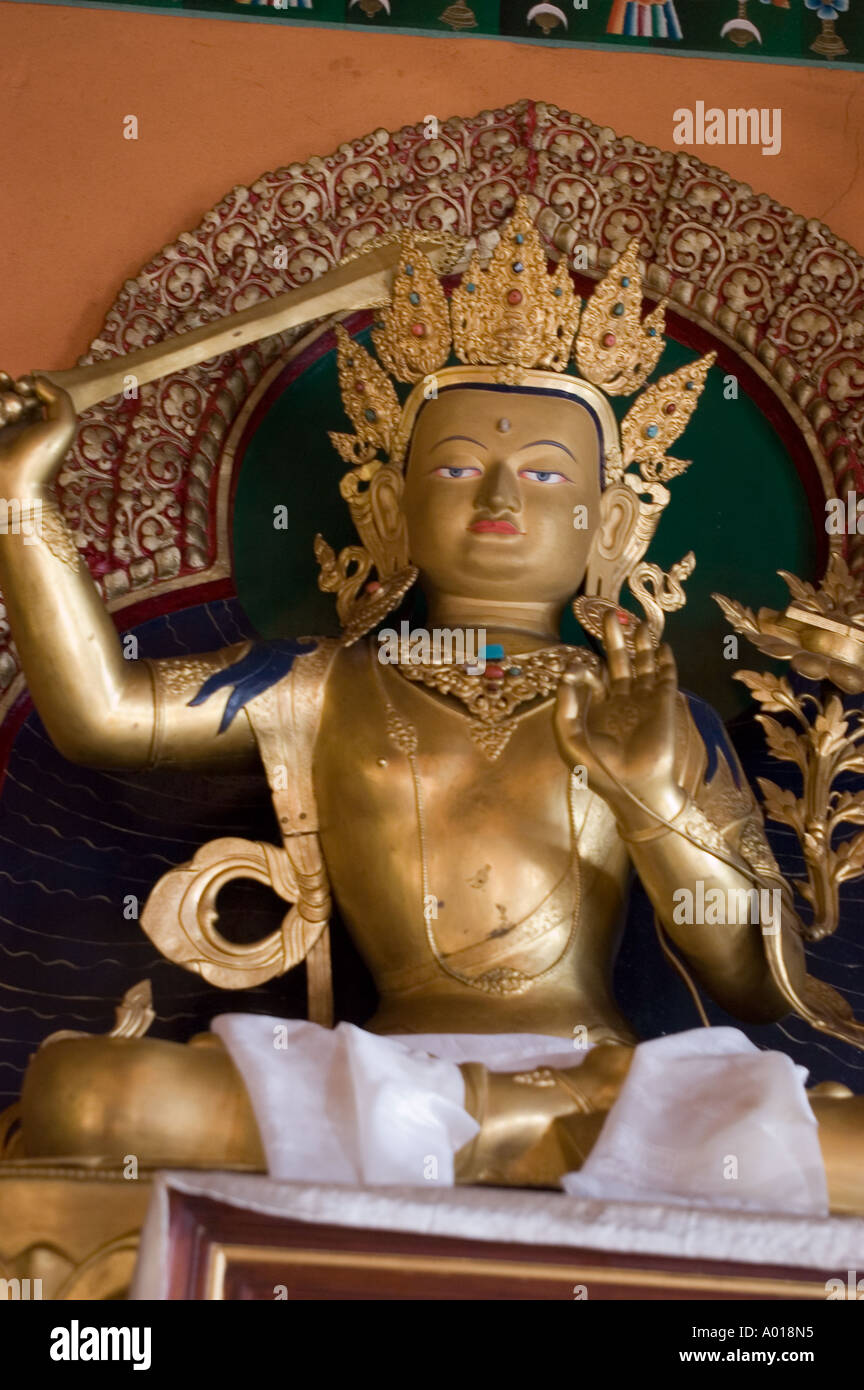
left=554, top=611, right=685, bottom=829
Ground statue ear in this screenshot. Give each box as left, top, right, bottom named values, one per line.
left=585, top=483, right=641, bottom=600
left=369, top=465, right=410, bottom=570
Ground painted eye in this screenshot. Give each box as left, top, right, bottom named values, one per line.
left=520, top=468, right=568, bottom=484
left=433, top=465, right=481, bottom=479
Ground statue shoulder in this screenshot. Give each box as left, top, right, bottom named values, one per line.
left=188, top=636, right=340, bottom=734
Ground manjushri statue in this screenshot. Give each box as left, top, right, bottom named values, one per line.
left=2, top=201, right=864, bottom=1213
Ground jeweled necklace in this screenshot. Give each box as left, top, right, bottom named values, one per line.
left=371, top=649, right=583, bottom=997
left=393, top=640, right=601, bottom=760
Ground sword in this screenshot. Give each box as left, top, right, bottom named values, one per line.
left=0, top=230, right=464, bottom=425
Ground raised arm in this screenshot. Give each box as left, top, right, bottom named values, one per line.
left=0, top=378, right=257, bottom=769
left=0, top=233, right=470, bottom=770
left=555, top=612, right=807, bottom=1023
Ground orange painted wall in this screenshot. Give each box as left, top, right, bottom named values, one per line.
left=2, top=2, right=863, bottom=374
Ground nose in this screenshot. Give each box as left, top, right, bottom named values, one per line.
left=474, top=460, right=521, bottom=518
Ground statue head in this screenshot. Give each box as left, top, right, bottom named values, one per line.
left=315, top=199, right=714, bottom=646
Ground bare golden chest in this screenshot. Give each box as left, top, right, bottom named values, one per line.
left=312, top=646, right=630, bottom=1034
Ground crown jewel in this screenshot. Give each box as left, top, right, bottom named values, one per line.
left=450, top=202, right=580, bottom=371
left=575, top=239, right=667, bottom=395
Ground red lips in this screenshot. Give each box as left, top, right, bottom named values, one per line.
left=469, top=519, right=522, bottom=534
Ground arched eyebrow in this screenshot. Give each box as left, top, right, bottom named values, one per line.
left=430, top=436, right=489, bottom=452
left=516, top=440, right=577, bottom=461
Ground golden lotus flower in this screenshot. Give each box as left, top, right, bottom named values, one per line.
left=714, top=553, right=864, bottom=694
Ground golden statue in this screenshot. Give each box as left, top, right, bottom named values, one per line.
left=2, top=201, right=864, bottom=1214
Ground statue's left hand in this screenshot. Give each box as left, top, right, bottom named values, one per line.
left=554, top=611, right=685, bottom=828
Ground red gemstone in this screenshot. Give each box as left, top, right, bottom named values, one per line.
left=617, top=610, right=630, bottom=625
left=664, top=402, right=677, bottom=415
left=484, top=664, right=505, bottom=680
left=365, top=580, right=381, bottom=593
left=507, top=289, right=523, bottom=306
left=603, top=332, right=617, bottom=347
left=354, top=380, right=365, bottom=393
left=411, top=322, right=426, bottom=337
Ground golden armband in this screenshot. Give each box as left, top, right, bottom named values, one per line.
left=618, top=793, right=737, bottom=861
left=143, top=645, right=252, bottom=767
left=19, top=495, right=82, bottom=572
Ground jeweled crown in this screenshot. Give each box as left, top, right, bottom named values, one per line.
left=328, top=197, right=710, bottom=471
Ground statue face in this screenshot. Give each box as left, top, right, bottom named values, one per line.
left=400, top=387, right=601, bottom=606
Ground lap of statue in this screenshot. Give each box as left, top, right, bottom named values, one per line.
left=13, top=1028, right=864, bottom=1217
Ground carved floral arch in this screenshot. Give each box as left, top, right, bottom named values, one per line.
left=2, top=96, right=863, bottom=715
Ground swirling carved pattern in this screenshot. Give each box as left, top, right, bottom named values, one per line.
left=1, top=96, right=862, bottom=703
left=654, top=155, right=807, bottom=326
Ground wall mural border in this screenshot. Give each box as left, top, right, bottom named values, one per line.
left=7, top=0, right=862, bottom=72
